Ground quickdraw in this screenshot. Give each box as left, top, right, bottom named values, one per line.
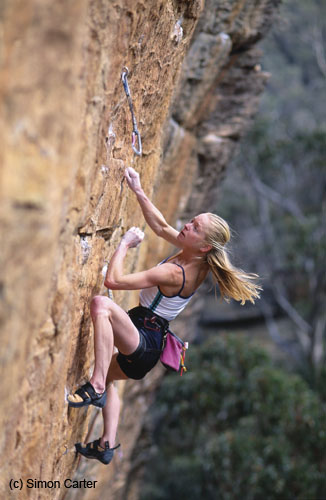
left=121, top=67, right=142, bottom=156
left=180, top=342, right=188, bottom=376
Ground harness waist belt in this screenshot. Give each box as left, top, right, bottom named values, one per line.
left=129, top=305, right=169, bottom=331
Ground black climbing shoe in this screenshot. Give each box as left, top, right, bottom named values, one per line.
left=68, top=381, right=107, bottom=408
left=75, top=439, right=120, bottom=465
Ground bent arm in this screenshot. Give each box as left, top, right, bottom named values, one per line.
left=105, top=241, right=182, bottom=290
left=125, top=167, right=181, bottom=246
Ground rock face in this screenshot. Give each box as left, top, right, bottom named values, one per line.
left=0, top=0, right=279, bottom=498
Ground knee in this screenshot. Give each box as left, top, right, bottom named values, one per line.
left=90, top=295, right=113, bottom=319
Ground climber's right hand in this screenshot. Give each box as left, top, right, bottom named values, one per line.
left=125, top=167, right=142, bottom=194
left=121, top=227, right=144, bottom=248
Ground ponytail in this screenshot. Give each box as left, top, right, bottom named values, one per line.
left=205, top=214, right=262, bottom=305
left=206, top=249, right=261, bottom=304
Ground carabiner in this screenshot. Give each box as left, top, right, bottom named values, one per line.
left=132, top=130, right=142, bottom=156
left=121, top=67, right=130, bottom=97
left=121, top=66, right=142, bottom=157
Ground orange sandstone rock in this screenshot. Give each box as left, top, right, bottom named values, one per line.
left=0, top=0, right=279, bottom=498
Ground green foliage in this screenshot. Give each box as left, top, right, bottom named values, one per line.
left=141, top=336, right=326, bottom=500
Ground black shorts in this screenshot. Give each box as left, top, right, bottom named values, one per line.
left=116, top=306, right=168, bottom=380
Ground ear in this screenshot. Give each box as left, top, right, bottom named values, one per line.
left=200, top=244, right=212, bottom=253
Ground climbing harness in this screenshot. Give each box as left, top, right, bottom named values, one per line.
left=121, top=67, right=142, bottom=156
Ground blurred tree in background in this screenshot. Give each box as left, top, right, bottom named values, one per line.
left=141, top=336, right=326, bottom=500
left=217, top=0, right=326, bottom=392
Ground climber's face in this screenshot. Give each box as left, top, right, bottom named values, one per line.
left=178, top=213, right=212, bottom=253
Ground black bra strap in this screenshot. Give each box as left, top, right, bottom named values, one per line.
left=173, top=263, right=186, bottom=295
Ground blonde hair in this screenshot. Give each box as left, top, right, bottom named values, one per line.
left=204, top=213, right=262, bottom=305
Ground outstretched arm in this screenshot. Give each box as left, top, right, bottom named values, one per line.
left=105, top=227, right=183, bottom=290
left=125, top=167, right=181, bottom=247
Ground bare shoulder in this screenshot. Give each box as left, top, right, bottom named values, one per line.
left=159, top=261, right=184, bottom=284
left=160, top=261, right=184, bottom=275
left=183, top=261, right=210, bottom=294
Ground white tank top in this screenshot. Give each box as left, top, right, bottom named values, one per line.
left=139, top=260, right=195, bottom=321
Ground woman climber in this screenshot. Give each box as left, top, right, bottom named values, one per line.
left=68, top=166, right=261, bottom=465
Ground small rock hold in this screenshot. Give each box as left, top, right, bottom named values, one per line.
left=105, top=125, right=116, bottom=163
left=80, top=236, right=91, bottom=265
left=91, top=96, right=103, bottom=104
left=219, top=32, right=231, bottom=46
left=202, top=133, right=223, bottom=145
left=171, top=19, right=183, bottom=44
left=101, top=165, right=109, bottom=175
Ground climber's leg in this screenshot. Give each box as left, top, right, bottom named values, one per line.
left=89, top=296, right=139, bottom=393
left=68, top=296, right=139, bottom=406
left=75, top=355, right=127, bottom=463
left=98, top=353, right=128, bottom=448
left=100, top=384, right=120, bottom=448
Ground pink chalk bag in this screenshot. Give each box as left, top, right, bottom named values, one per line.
left=160, top=329, right=188, bottom=376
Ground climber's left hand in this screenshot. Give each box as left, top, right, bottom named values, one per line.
left=121, top=227, right=144, bottom=248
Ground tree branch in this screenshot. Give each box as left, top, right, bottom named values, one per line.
left=313, top=23, right=326, bottom=80
left=244, top=162, right=306, bottom=223
left=244, top=161, right=313, bottom=358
